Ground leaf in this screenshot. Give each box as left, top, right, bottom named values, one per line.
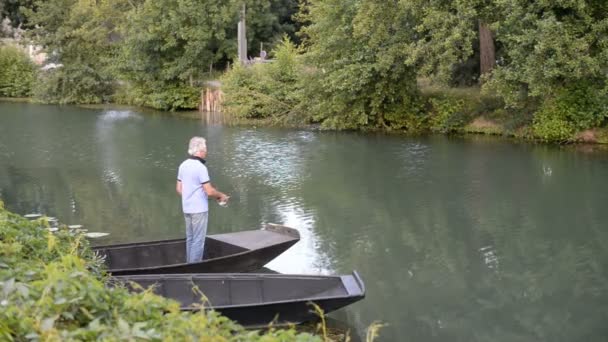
left=16, top=283, right=29, bottom=298
left=47, top=232, right=57, bottom=251
left=40, top=317, right=55, bottom=332
left=24, top=332, right=39, bottom=339
left=54, top=297, right=67, bottom=305
left=61, top=311, right=74, bottom=320
left=118, top=318, right=130, bottom=333
left=88, top=317, right=102, bottom=331
left=2, top=278, right=15, bottom=296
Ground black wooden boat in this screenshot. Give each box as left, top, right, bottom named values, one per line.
left=93, top=224, right=299, bottom=275
left=114, top=271, right=365, bottom=327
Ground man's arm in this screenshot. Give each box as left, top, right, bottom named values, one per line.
left=176, top=180, right=182, bottom=195
left=202, top=182, right=228, bottom=202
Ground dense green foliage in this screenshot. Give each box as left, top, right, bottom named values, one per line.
left=0, top=0, right=35, bottom=30
left=24, top=0, right=120, bottom=104
left=221, top=37, right=305, bottom=123
left=115, top=0, right=234, bottom=110
left=4, top=0, right=608, bottom=142
left=0, top=45, right=35, bottom=97
left=220, top=0, right=608, bottom=142
left=16, top=0, right=300, bottom=110
left=300, top=0, right=422, bottom=130
left=0, top=202, right=321, bottom=341
left=405, top=0, right=608, bottom=141
left=532, top=82, right=608, bottom=141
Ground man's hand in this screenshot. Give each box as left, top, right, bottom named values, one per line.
left=202, top=182, right=228, bottom=201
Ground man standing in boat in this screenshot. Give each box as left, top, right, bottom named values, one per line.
left=176, top=136, right=229, bottom=263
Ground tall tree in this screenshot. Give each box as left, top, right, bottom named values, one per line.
left=115, top=0, right=240, bottom=109
left=299, top=0, right=421, bottom=130
left=486, top=0, right=608, bottom=107
left=403, top=0, right=484, bottom=84
left=24, top=0, right=129, bottom=103
left=478, top=21, right=495, bottom=78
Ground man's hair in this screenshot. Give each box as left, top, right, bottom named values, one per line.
left=188, top=136, right=207, bottom=155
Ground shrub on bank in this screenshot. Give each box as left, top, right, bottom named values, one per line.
left=533, top=82, right=608, bottom=142
left=221, top=37, right=307, bottom=125
left=113, top=82, right=201, bottom=111
left=0, top=202, right=321, bottom=341
left=33, top=63, right=114, bottom=105
left=0, top=45, right=36, bottom=97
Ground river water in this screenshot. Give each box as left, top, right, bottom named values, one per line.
left=1, top=101, right=608, bottom=341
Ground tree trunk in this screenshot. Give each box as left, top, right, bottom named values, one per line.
left=479, top=21, right=495, bottom=81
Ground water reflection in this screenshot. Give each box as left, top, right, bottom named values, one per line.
left=265, top=196, right=332, bottom=274
left=96, top=110, right=142, bottom=187
left=99, top=109, right=143, bottom=122
left=229, top=130, right=307, bottom=189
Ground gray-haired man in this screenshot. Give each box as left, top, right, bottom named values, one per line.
left=176, top=136, right=229, bottom=263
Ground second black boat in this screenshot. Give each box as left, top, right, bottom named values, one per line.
left=114, top=271, right=366, bottom=327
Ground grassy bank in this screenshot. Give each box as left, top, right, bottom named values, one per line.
left=218, top=78, right=608, bottom=145
left=418, top=83, right=608, bottom=144
left=0, top=202, right=325, bottom=341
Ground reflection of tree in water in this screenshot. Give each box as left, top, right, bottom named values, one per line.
left=294, top=134, right=608, bottom=341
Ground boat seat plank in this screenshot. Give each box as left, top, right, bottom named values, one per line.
left=211, top=230, right=293, bottom=250
left=341, top=275, right=361, bottom=296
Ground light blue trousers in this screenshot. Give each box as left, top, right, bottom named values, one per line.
left=184, top=212, right=209, bottom=263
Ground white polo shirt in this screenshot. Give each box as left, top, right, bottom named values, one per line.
left=177, top=158, right=210, bottom=214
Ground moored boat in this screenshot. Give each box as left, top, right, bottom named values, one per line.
left=93, top=224, right=299, bottom=275
left=113, top=271, right=365, bottom=327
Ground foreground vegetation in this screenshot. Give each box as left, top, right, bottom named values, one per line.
left=0, top=201, right=324, bottom=341
left=1, top=0, right=607, bottom=143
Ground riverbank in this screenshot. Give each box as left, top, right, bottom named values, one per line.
left=214, top=82, right=608, bottom=145
left=419, top=84, right=608, bottom=144
left=0, top=203, right=326, bottom=341
left=218, top=42, right=608, bottom=145
left=4, top=85, right=608, bottom=145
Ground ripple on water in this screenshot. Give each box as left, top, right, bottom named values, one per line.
left=392, top=141, right=431, bottom=178
left=102, top=169, right=122, bottom=185
left=228, top=131, right=307, bottom=190
left=99, top=110, right=142, bottom=122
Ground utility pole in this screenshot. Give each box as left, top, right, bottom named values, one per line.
left=237, top=3, right=247, bottom=64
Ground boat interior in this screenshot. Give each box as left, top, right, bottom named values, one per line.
left=115, top=273, right=362, bottom=308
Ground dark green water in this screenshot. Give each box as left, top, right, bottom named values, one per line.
left=2, top=101, right=608, bottom=341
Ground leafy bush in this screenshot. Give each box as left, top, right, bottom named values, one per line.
left=0, top=45, right=36, bottom=97
left=428, top=96, right=473, bottom=133
left=299, top=0, right=423, bottom=130
left=221, top=37, right=306, bottom=124
left=533, top=82, right=608, bottom=142
left=115, top=82, right=201, bottom=111
left=0, top=202, right=321, bottom=341
left=33, top=63, right=114, bottom=104
left=532, top=107, right=575, bottom=142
